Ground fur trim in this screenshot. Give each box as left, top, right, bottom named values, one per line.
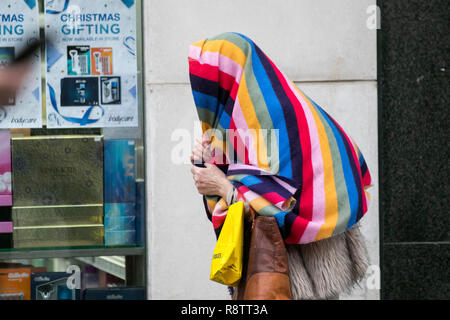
left=344, top=224, right=370, bottom=293
left=287, top=224, right=370, bottom=300
left=286, top=244, right=316, bottom=299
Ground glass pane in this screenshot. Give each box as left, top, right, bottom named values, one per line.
left=0, top=0, right=146, bottom=300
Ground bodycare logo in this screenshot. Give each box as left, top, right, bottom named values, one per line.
left=366, top=5, right=381, bottom=30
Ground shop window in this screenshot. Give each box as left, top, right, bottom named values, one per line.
left=0, top=0, right=147, bottom=300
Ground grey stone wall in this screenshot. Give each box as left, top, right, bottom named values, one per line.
left=379, top=0, right=449, bottom=299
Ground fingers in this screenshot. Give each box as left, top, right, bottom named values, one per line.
left=192, top=150, right=203, bottom=163
left=191, top=165, right=204, bottom=194
left=195, top=136, right=210, bottom=150
left=190, top=165, right=201, bottom=176
left=191, top=162, right=228, bottom=197
left=201, top=134, right=211, bottom=145
left=191, top=165, right=207, bottom=185
left=191, top=143, right=204, bottom=164
left=191, top=135, right=212, bottom=164
left=204, top=163, right=225, bottom=178
left=195, top=136, right=202, bottom=147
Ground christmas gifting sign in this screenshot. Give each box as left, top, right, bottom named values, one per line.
left=45, top=0, right=138, bottom=128
left=0, top=0, right=42, bottom=128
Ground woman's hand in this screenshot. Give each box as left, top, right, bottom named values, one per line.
left=191, top=163, right=233, bottom=199
left=190, top=135, right=212, bottom=165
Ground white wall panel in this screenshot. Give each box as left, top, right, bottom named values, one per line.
left=145, top=0, right=376, bottom=83
left=143, top=0, right=379, bottom=300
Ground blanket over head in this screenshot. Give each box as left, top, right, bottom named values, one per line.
left=188, top=32, right=372, bottom=244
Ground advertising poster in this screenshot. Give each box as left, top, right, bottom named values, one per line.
left=45, top=0, right=138, bottom=128
left=0, top=0, right=42, bottom=128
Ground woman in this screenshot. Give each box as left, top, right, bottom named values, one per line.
left=189, top=33, right=372, bottom=300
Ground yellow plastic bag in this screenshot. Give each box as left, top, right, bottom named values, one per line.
left=209, top=201, right=244, bottom=287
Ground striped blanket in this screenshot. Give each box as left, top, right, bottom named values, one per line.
left=188, top=32, right=372, bottom=244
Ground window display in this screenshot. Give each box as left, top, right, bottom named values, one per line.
left=0, top=0, right=146, bottom=300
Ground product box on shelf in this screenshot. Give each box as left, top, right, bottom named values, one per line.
left=31, top=272, right=81, bottom=300
left=0, top=130, right=12, bottom=206
left=83, top=286, right=145, bottom=300
left=104, top=215, right=135, bottom=231
left=104, top=140, right=136, bottom=246
left=12, top=205, right=103, bottom=227
left=0, top=267, right=31, bottom=300
left=104, top=230, right=136, bottom=246
left=11, top=135, right=105, bottom=248
left=11, top=135, right=104, bottom=206
left=0, top=262, right=45, bottom=273
left=0, top=131, right=13, bottom=248
left=135, top=180, right=145, bottom=246
left=9, top=129, right=31, bottom=137
left=13, top=225, right=104, bottom=248
left=104, top=139, right=136, bottom=205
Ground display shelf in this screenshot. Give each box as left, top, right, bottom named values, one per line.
left=75, top=256, right=126, bottom=280
left=0, top=246, right=145, bottom=260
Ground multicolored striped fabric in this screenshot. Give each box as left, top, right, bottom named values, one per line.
left=188, top=32, right=373, bottom=244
